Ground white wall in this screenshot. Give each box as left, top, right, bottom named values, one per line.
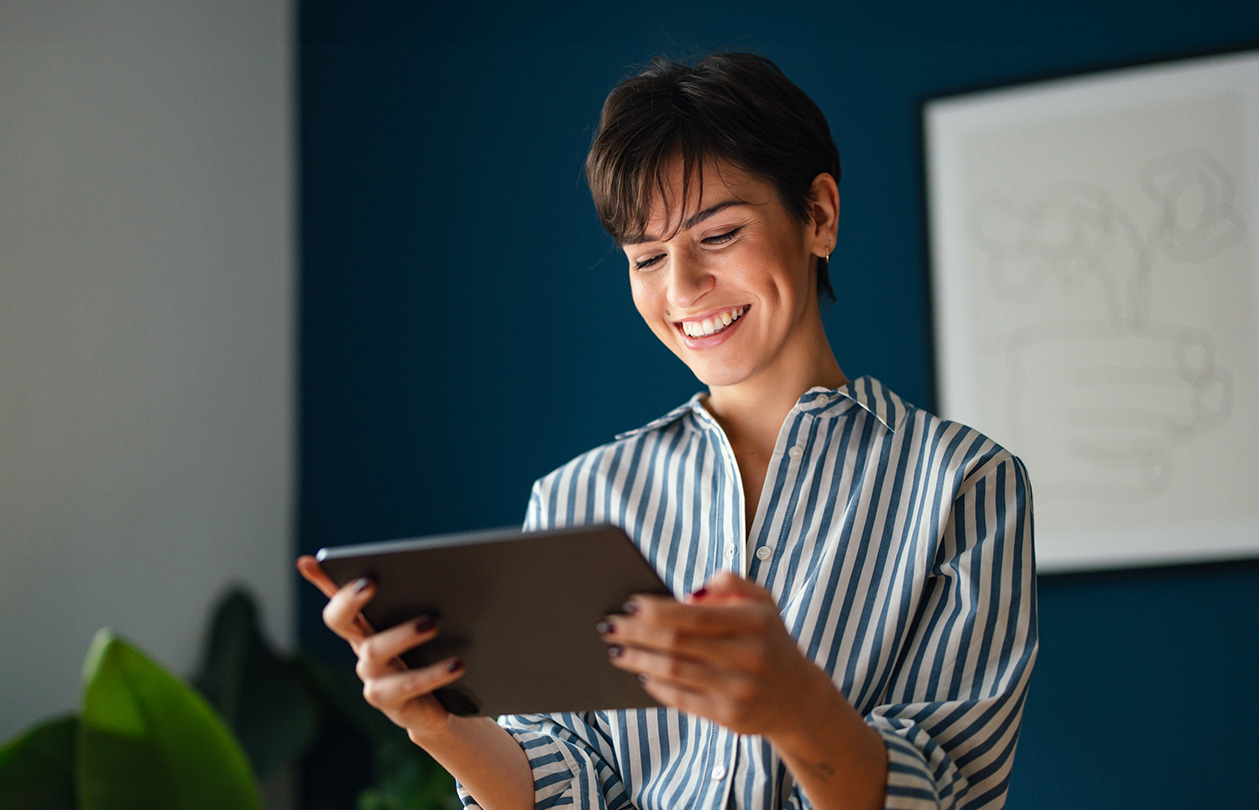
left=0, top=0, right=294, bottom=739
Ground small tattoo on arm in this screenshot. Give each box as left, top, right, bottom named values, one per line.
left=798, top=758, right=837, bottom=782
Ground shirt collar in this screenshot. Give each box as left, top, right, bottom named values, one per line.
left=614, top=375, right=907, bottom=441
left=820, top=375, right=906, bottom=432
left=614, top=393, right=707, bottom=440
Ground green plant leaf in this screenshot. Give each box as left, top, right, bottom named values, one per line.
left=0, top=714, right=79, bottom=810
left=193, top=588, right=322, bottom=777
left=77, top=629, right=262, bottom=810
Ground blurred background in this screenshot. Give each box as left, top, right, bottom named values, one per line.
left=3, top=1, right=1258, bottom=808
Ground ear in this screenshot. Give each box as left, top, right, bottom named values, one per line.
left=807, top=172, right=840, bottom=259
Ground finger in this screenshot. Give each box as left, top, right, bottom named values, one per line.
left=602, top=617, right=766, bottom=675
left=620, top=594, right=769, bottom=635
left=322, top=576, right=378, bottom=644
left=296, top=555, right=339, bottom=599
left=606, top=642, right=728, bottom=694
left=355, top=616, right=439, bottom=680
left=361, top=656, right=466, bottom=712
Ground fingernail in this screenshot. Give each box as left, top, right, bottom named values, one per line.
left=622, top=600, right=638, bottom=615
left=637, top=673, right=649, bottom=683
left=447, top=657, right=464, bottom=673
left=691, top=586, right=708, bottom=599
left=607, top=645, right=623, bottom=658
left=354, top=577, right=373, bottom=593
left=596, top=620, right=614, bottom=635
left=415, top=616, right=436, bottom=634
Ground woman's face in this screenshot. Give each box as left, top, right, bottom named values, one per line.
left=622, top=158, right=828, bottom=391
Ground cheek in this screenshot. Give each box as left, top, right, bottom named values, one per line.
left=629, top=277, right=662, bottom=320
left=629, top=280, right=678, bottom=345
left=629, top=283, right=649, bottom=320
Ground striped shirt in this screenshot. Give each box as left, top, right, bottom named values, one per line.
left=458, top=376, right=1037, bottom=810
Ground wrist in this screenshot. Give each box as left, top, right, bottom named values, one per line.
left=767, top=663, right=888, bottom=810
left=406, top=715, right=462, bottom=750
left=766, top=659, right=845, bottom=753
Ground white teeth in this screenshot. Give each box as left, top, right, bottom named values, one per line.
left=681, top=306, right=746, bottom=338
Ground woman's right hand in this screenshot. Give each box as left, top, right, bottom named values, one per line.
left=296, top=556, right=467, bottom=743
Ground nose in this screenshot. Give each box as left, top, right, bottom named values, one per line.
left=666, top=248, right=715, bottom=311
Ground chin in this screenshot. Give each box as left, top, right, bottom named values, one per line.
left=683, top=361, right=754, bottom=389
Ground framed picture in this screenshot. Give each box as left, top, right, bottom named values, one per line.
left=924, top=49, right=1259, bottom=573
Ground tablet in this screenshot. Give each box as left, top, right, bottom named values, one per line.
left=316, top=524, right=672, bottom=717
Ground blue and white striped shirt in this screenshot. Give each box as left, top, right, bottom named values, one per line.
left=459, top=376, right=1037, bottom=810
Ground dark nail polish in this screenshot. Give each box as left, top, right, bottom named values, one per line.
left=415, top=616, right=436, bottom=634
left=354, top=577, right=373, bottom=593
left=596, top=620, right=613, bottom=635
left=607, top=645, right=623, bottom=659
left=692, top=586, right=708, bottom=599
left=447, top=657, right=464, bottom=673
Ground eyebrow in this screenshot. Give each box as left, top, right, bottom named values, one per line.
left=620, top=199, right=752, bottom=246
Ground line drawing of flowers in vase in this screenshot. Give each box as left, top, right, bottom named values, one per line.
left=968, top=149, right=1242, bottom=503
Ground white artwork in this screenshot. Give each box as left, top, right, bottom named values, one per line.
left=925, top=50, right=1259, bottom=572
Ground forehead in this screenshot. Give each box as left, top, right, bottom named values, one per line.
left=638, top=157, right=770, bottom=237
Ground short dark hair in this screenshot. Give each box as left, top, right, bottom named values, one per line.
left=586, top=52, right=841, bottom=301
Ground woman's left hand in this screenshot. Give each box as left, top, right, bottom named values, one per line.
left=599, top=572, right=829, bottom=738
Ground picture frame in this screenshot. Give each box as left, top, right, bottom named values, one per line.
left=923, top=48, right=1259, bottom=573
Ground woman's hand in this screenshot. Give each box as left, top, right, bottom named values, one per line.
left=598, top=572, right=830, bottom=738
left=296, top=556, right=466, bottom=743
left=600, top=572, right=886, bottom=809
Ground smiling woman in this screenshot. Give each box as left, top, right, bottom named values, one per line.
left=300, top=51, right=1038, bottom=810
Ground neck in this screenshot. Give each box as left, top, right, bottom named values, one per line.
left=703, top=319, right=847, bottom=451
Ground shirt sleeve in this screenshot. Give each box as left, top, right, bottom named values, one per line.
left=792, top=452, right=1036, bottom=810
left=873, top=452, right=1037, bottom=810
left=456, top=711, right=631, bottom=809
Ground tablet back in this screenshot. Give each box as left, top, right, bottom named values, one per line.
left=316, top=524, right=671, bottom=717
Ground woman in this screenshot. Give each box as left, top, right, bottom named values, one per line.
left=300, top=52, right=1037, bottom=810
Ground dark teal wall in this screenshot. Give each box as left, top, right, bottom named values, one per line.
left=299, top=3, right=1259, bottom=806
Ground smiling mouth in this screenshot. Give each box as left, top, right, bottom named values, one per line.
left=678, top=306, right=748, bottom=338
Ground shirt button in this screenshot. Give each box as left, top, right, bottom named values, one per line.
left=756, top=545, right=773, bottom=561
left=711, top=765, right=727, bottom=780
left=814, top=395, right=829, bottom=407
left=788, top=446, right=803, bottom=460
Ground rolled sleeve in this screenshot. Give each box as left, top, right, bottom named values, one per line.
left=456, top=712, right=629, bottom=810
